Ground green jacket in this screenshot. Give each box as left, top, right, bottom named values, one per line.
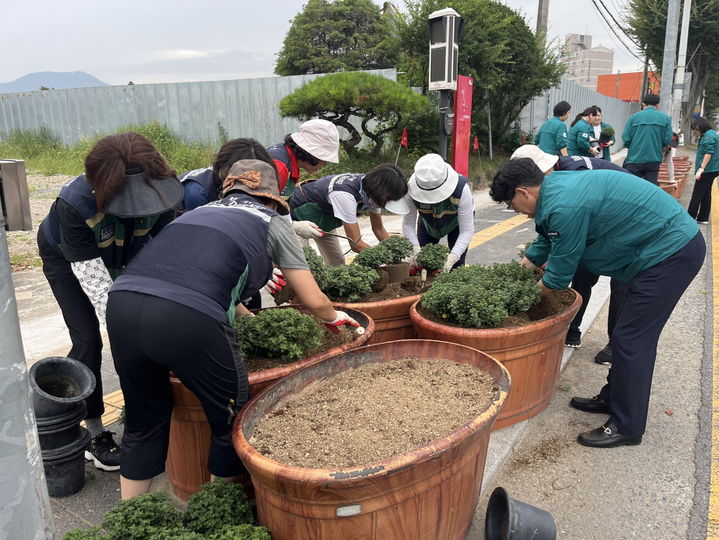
left=695, top=129, right=719, bottom=173
left=567, top=119, right=593, bottom=157
left=534, top=117, right=568, bottom=155
left=525, top=169, right=699, bottom=288
left=622, top=106, right=673, bottom=164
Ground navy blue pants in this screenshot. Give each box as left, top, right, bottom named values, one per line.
left=106, top=291, right=249, bottom=480
left=625, top=162, right=660, bottom=185
left=417, top=220, right=467, bottom=269
left=598, top=232, right=705, bottom=435
left=569, top=266, right=626, bottom=341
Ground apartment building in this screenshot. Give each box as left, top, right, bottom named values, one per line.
left=564, top=34, right=614, bottom=91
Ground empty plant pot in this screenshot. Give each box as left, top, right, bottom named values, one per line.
left=485, top=487, right=556, bottom=540
left=29, top=356, right=95, bottom=418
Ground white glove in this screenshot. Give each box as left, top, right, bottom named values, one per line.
left=696, top=168, right=704, bottom=181
left=403, top=244, right=422, bottom=266
left=322, top=310, right=362, bottom=334
left=263, top=267, right=286, bottom=294
left=442, top=253, right=461, bottom=273
left=293, top=220, right=324, bottom=239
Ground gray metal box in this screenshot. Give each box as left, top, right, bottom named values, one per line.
left=0, top=159, right=32, bottom=231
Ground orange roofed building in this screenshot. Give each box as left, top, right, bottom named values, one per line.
left=596, top=71, right=661, bottom=102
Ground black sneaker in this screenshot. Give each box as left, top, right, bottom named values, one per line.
left=85, top=431, right=121, bottom=471
left=565, top=328, right=582, bottom=348
left=594, top=343, right=612, bottom=365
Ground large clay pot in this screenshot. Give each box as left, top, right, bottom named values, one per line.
left=334, top=294, right=420, bottom=344
left=166, top=306, right=374, bottom=501
left=409, top=291, right=581, bottom=429
left=232, top=340, right=510, bottom=540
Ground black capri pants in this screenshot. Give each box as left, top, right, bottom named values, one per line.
left=106, top=291, right=249, bottom=480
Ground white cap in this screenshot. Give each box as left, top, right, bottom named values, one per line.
left=408, top=154, right=459, bottom=204
left=510, top=145, right=559, bottom=173
left=384, top=196, right=410, bottom=215
left=291, top=119, right=340, bottom=163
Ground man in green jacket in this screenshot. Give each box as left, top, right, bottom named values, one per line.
left=622, top=93, right=673, bottom=184
left=490, top=159, right=704, bottom=448
left=534, top=101, right=571, bottom=156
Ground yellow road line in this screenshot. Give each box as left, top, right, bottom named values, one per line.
left=469, top=214, right=531, bottom=250
left=707, top=181, right=719, bottom=538
left=95, top=213, right=531, bottom=424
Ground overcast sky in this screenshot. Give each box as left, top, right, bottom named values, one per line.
left=1, top=0, right=644, bottom=86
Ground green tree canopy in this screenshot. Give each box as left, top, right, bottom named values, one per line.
left=275, top=0, right=400, bottom=75
left=626, top=0, right=719, bottom=130
left=395, top=0, right=564, bottom=147
left=280, top=71, right=430, bottom=155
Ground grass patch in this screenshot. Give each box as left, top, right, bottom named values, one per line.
left=10, top=253, right=43, bottom=271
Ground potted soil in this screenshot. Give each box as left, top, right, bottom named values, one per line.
left=232, top=339, right=511, bottom=540
left=167, top=306, right=374, bottom=501
left=409, top=262, right=581, bottom=429
left=297, top=240, right=448, bottom=344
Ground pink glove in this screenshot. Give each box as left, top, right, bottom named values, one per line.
left=263, top=267, right=286, bottom=294
left=323, top=310, right=361, bottom=334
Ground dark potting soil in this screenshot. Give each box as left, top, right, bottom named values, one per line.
left=242, top=325, right=357, bottom=374
left=337, top=276, right=433, bottom=304
left=36, top=374, right=82, bottom=398
left=248, top=357, right=498, bottom=469
left=418, top=288, right=576, bottom=329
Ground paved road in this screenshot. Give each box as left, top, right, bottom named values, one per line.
left=12, top=156, right=717, bottom=539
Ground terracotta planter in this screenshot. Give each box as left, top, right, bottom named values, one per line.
left=409, top=291, right=581, bottom=429
left=232, top=340, right=510, bottom=540
left=334, top=294, right=420, bottom=344
left=166, top=306, right=374, bottom=501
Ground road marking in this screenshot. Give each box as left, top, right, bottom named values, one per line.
left=707, top=181, right=719, bottom=538
left=96, top=213, right=532, bottom=425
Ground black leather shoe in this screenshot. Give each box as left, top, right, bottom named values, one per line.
left=569, top=395, right=610, bottom=414
left=594, top=343, right=612, bottom=365
left=578, top=421, right=642, bottom=448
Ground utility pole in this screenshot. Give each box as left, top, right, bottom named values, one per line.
left=536, top=0, right=549, bottom=35
left=672, top=0, right=692, bottom=132
left=659, top=0, right=681, bottom=114
left=0, top=212, right=55, bottom=538
left=640, top=53, right=649, bottom=101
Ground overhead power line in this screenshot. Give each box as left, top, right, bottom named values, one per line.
left=595, top=0, right=643, bottom=49
left=590, top=0, right=646, bottom=64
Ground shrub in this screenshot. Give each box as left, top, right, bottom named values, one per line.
left=101, top=492, right=183, bottom=540
left=322, top=264, right=379, bottom=302
left=184, top=480, right=253, bottom=534
left=420, top=262, right=542, bottom=328
left=235, top=308, right=324, bottom=362
left=379, top=236, right=414, bottom=263
left=416, top=244, right=449, bottom=272
left=353, top=244, right=392, bottom=269
left=601, top=125, right=615, bottom=137
left=304, top=245, right=328, bottom=289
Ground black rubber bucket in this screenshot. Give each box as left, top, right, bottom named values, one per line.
left=485, top=487, right=557, bottom=540
left=36, top=402, right=88, bottom=450
left=42, top=428, right=92, bottom=497
left=29, top=356, right=95, bottom=418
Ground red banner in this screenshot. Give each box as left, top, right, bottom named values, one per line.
left=400, top=127, right=408, bottom=148
left=451, top=75, right=473, bottom=176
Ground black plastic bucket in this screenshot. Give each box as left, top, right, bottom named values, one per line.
left=29, top=356, right=95, bottom=418
left=36, top=402, right=88, bottom=450
left=485, top=487, right=557, bottom=540
left=42, top=428, right=92, bottom=497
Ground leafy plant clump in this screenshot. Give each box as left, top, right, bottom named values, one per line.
left=304, top=245, right=328, bottom=289
left=353, top=244, right=392, bottom=269
left=379, top=236, right=414, bottom=264
left=420, top=262, right=542, bottom=328
left=322, top=264, right=379, bottom=302
left=235, top=308, right=325, bottom=362
left=416, top=244, right=449, bottom=272
left=600, top=125, right=615, bottom=137
left=63, top=482, right=270, bottom=539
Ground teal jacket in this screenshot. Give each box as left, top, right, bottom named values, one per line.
left=567, top=119, right=593, bottom=157
left=525, top=169, right=699, bottom=289
left=534, top=117, right=568, bottom=155
left=622, top=106, right=673, bottom=164
left=695, top=129, right=719, bottom=173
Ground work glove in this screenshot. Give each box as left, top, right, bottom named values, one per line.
left=263, top=267, right=286, bottom=294
left=442, top=253, right=460, bottom=273
left=696, top=167, right=704, bottom=181
left=322, top=310, right=362, bottom=334
left=293, top=220, right=324, bottom=239
left=404, top=244, right=422, bottom=274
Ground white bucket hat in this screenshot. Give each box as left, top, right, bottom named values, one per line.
left=383, top=196, right=410, bottom=215
left=408, top=154, right=459, bottom=204
left=511, top=145, right=559, bottom=173
left=291, top=119, right=340, bottom=163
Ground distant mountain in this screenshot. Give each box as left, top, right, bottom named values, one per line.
left=0, top=71, right=109, bottom=94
